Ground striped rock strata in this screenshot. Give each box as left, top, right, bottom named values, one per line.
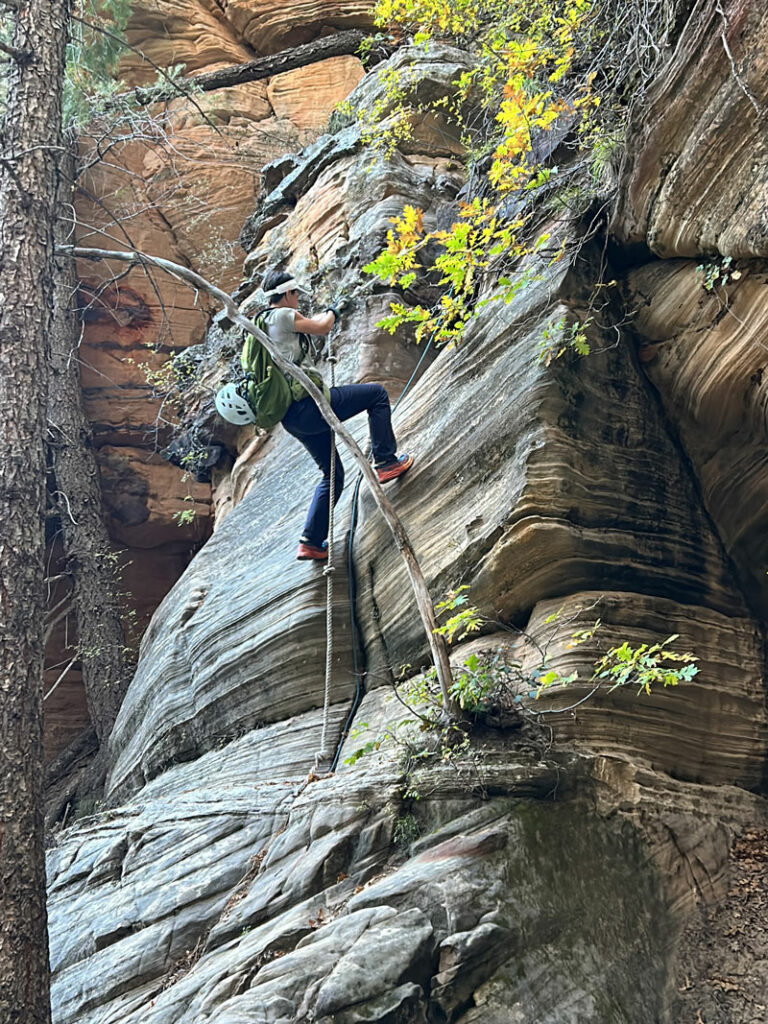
left=46, top=5, right=365, bottom=758
left=612, top=0, right=768, bottom=258
left=48, top=12, right=768, bottom=1024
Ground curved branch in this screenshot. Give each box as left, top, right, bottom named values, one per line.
left=64, top=244, right=458, bottom=716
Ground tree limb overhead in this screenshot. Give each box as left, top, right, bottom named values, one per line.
left=121, top=30, right=393, bottom=107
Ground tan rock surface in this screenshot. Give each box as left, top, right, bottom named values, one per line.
left=266, top=56, right=364, bottom=131
left=612, top=0, right=768, bottom=257
left=120, top=1, right=251, bottom=84
left=625, top=258, right=768, bottom=615
left=97, top=445, right=211, bottom=548
left=224, top=0, right=374, bottom=55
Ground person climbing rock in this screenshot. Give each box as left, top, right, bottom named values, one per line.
left=257, top=269, right=413, bottom=561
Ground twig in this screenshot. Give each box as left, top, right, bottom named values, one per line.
left=70, top=14, right=224, bottom=137
left=50, top=488, right=80, bottom=526
left=0, top=156, right=30, bottom=201
left=0, top=38, right=30, bottom=62
left=44, top=597, right=74, bottom=645
left=44, top=656, right=79, bottom=702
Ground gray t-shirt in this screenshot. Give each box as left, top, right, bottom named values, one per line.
left=263, top=306, right=305, bottom=365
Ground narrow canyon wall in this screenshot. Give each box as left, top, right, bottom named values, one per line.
left=46, top=2, right=768, bottom=1022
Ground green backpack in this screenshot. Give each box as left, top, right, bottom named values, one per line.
left=239, top=309, right=328, bottom=429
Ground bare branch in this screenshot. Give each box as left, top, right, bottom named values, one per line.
left=49, top=488, right=79, bottom=525
left=44, top=656, right=79, bottom=702
left=0, top=156, right=30, bottom=201
left=118, top=30, right=384, bottom=107
left=716, top=2, right=763, bottom=121
left=64, top=243, right=458, bottom=715
left=70, top=14, right=224, bottom=136
left=44, top=597, right=74, bottom=645
left=0, top=38, right=30, bottom=62
left=2, top=144, right=67, bottom=161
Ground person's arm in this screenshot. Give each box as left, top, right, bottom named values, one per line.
left=294, top=309, right=337, bottom=336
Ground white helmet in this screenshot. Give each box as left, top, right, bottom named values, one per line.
left=215, top=383, right=257, bottom=425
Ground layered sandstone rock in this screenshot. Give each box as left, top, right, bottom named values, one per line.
left=47, top=9, right=768, bottom=1024
left=46, top=5, right=368, bottom=758
left=624, top=258, right=768, bottom=618
left=120, top=0, right=374, bottom=82
left=224, top=0, right=374, bottom=55
left=612, top=0, right=768, bottom=257
left=49, top=742, right=680, bottom=1024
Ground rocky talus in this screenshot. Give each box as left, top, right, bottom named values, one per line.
left=48, top=2, right=768, bottom=1022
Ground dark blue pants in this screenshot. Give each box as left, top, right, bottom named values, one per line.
left=282, top=383, right=397, bottom=546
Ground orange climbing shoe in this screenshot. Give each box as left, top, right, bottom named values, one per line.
left=376, top=453, right=414, bottom=483
left=297, top=541, right=328, bottom=561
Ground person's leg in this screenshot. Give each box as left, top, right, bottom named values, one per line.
left=282, top=398, right=344, bottom=547
left=331, top=383, right=397, bottom=466
left=301, top=445, right=344, bottom=547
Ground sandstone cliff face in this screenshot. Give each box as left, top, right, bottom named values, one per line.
left=45, top=3, right=366, bottom=758
left=48, top=2, right=768, bottom=1022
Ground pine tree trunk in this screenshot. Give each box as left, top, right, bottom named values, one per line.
left=49, top=156, right=127, bottom=748
left=0, top=0, right=69, bottom=1019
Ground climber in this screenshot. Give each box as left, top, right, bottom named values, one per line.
left=255, top=269, right=413, bottom=561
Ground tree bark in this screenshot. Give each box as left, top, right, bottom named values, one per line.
left=48, top=155, right=128, bottom=749
left=0, top=0, right=69, bottom=1019
left=119, top=30, right=392, bottom=107
left=69, top=247, right=458, bottom=716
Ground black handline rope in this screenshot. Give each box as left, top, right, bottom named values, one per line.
left=329, top=331, right=437, bottom=772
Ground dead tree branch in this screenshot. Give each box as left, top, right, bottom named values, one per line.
left=116, top=30, right=392, bottom=107
left=70, top=14, right=223, bottom=134
left=65, top=244, right=458, bottom=716
left=43, top=656, right=78, bottom=702
left=0, top=38, right=30, bottom=62
left=715, top=2, right=763, bottom=121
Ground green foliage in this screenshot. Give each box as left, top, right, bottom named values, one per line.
left=450, top=649, right=510, bottom=712
left=345, top=588, right=700, bottom=791
left=531, top=623, right=699, bottom=697
left=537, top=316, right=592, bottom=366
left=172, top=499, right=197, bottom=528
left=592, top=636, right=699, bottom=694
left=143, top=350, right=206, bottom=412
left=392, top=812, right=421, bottom=847
left=433, top=586, right=483, bottom=643
left=357, top=0, right=604, bottom=346
left=64, top=0, right=131, bottom=127
left=357, top=0, right=675, bottom=349
left=695, top=255, right=742, bottom=293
